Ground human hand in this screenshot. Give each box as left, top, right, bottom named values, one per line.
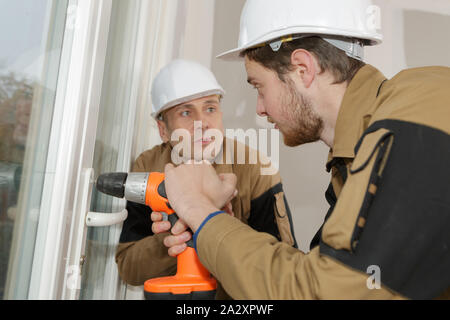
left=221, top=201, right=234, bottom=216
left=164, top=161, right=237, bottom=232
left=151, top=198, right=234, bottom=257
left=151, top=212, right=192, bottom=257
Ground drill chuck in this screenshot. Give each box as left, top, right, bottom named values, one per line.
left=96, top=172, right=149, bottom=205
left=96, top=172, right=128, bottom=198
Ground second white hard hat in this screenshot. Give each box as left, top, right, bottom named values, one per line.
left=151, top=59, right=225, bottom=119
left=217, top=0, right=383, bottom=60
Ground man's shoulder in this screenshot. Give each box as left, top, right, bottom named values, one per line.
left=133, top=143, right=171, bottom=172
left=389, top=66, right=450, bottom=93
left=392, top=66, right=450, bottom=81
left=372, top=66, right=450, bottom=134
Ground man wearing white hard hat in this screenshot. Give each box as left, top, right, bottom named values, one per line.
left=156, top=0, right=450, bottom=299
left=115, top=59, right=297, bottom=299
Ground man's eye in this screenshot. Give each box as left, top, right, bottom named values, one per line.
left=180, top=110, right=190, bottom=117
left=206, top=107, right=216, bottom=113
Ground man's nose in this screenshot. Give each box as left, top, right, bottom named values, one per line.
left=194, top=114, right=210, bottom=130
left=256, top=96, right=267, bottom=117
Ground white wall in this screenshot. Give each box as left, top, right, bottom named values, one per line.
left=366, top=0, right=450, bottom=78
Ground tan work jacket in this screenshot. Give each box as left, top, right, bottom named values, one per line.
left=196, top=65, right=450, bottom=299
left=115, top=138, right=297, bottom=299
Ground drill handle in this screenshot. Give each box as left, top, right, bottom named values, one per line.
left=163, top=212, right=194, bottom=248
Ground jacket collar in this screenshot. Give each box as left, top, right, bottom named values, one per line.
left=327, top=64, right=387, bottom=169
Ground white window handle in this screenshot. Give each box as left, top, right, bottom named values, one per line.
left=85, top=209, right=128, bottom=227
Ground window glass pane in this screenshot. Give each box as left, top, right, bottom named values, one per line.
left=0, top=0, right=68, bottom=299
left=80, top=0, right=142, bottom=299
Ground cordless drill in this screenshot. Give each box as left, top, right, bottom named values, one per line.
left=96, top=172, right=217, bottom=300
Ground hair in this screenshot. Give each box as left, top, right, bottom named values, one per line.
left=241, top=36, right=365, bottom=84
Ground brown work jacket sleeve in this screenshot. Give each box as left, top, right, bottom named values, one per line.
left=196, top=214, right=402, bottom=299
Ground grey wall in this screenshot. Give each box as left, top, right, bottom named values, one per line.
left=403, top=10, right=450, bottom=68
left=365, top=0, right=450, bottom=78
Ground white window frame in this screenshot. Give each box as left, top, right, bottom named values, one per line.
left=20, top=0, right=194, bottom=300
left=28, top=0, right=113, bottom=299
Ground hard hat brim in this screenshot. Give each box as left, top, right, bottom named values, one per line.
left=216, top=27, right=383, bottom=61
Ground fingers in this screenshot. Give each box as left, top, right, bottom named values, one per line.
left=222, top=202, right=234, bottom=217
left=163, top=160, right=235, bottom=223
left=152, top=220, right=171, bottom=234
left=226, top=188, right=238, bottom=205
left=151, top=212, right=171, bottom=234
left=217, top=173, right=227, bottom=181
left=153, top=212, right=191, bottom=256
left=151, top=212, right=190, bottom=236
left=151, top=212, right=163, bottom=222
left=168, top=243, right=187, bottom=257
left=171, top=218, right=189, bottom=235
left=163, top=231, right=191, bottom=247
left=219, top=173, right=238, bottom=204
left=219, top=173, right=237, bottom=192
left=163, top=232, right=191, bottom=257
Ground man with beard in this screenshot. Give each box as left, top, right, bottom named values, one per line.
left=115, top=59, right=297, bottom=299
left=153, top=0, right=450, bottom=299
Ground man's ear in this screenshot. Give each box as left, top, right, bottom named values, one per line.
left=157, top=119, right=170, bottom=143
left=290, top=49, right=317, bottom=89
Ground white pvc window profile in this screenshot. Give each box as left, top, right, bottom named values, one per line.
left=28, top=0, right=113, bottom=300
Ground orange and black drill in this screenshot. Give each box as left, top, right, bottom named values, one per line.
left=96, top=172, right=217, bottom=300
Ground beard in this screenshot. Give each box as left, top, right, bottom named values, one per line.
left=277, top=79, right=323, bottom=147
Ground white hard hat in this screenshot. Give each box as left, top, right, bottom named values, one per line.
left=217, top=0, right=383, bottom=61
left=151, top=59, right=225, bottom=119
